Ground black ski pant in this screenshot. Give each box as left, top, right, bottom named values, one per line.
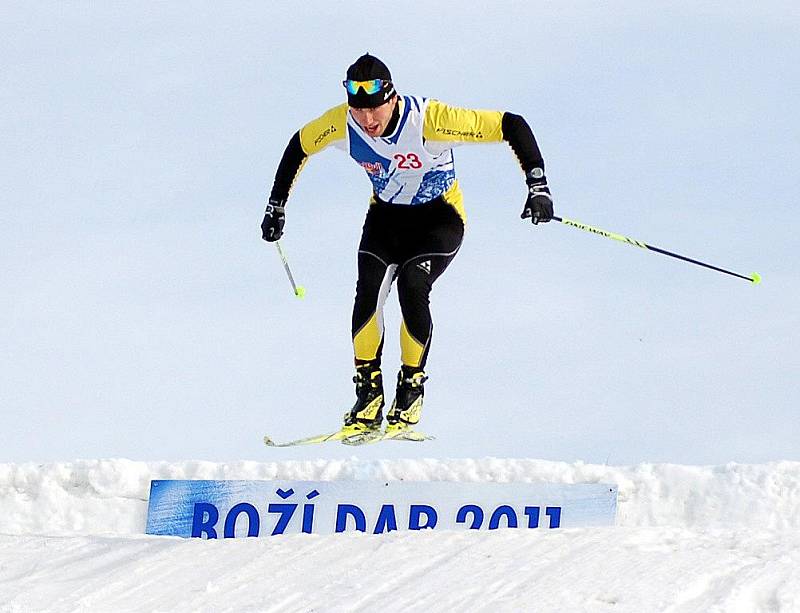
left=352, top=196, right=464, bottom=371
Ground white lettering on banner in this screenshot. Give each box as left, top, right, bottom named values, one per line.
left=145, top=480, right=618, bottom=538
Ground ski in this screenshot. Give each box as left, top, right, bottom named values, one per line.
left=264, top=427, right=435, bottom=447
left=263, top=429, right=360, bottom=447
left=384, top=428, right=434, bottom=442
left=341, top=427, right=435, bottom=446
left=338, top=431, right=384, bottom=446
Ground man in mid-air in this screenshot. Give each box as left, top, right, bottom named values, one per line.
left=262, top=53, right=554, bottom=440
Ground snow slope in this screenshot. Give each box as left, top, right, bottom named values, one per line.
left=1, top=459, right=799, bottom=612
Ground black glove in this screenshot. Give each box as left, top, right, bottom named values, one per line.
left=521, top=168, right=554, bottom=225
left=261, top=198, right=286, bottom=242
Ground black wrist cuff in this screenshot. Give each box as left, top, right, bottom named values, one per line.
left=265, top=199, right=285, bottom=215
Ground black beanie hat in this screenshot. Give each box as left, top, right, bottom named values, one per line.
left=345, top=54, right=396, bottom=108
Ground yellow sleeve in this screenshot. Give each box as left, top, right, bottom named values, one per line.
left=423, top=99, right=504, bottom=143
left=298, top=103, right=348, bottom=155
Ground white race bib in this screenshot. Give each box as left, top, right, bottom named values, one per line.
left=342, top=96, right=456, bottom=205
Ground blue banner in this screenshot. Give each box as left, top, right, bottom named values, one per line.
left=146, top=480, right=617, bottom=538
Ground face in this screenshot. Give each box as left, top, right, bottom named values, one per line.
left=350, top=96, right=398, bottom=137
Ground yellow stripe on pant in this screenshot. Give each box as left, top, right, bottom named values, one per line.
left=353, top=312, right=383, bottom=362
left=400, top=319, right=426, bottom=368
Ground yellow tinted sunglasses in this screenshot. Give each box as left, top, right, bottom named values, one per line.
left=342, top=79, right=387, bottom=95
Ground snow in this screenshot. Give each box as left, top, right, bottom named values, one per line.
left=1, top=459, right=799, bottom=611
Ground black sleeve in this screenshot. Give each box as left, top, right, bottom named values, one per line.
left=501, top=112, right=545, bottom=174
left=269, top=131, right=307, bottom=203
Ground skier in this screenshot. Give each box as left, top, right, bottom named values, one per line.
left=262, top=54, right=554, bottom=439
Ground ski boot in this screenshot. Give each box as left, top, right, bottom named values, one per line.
left=342, top=362, right=384, bottom=435
left=386, top=366, right=428, bottom=434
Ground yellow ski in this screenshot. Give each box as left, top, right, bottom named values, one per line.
left=264, top=428, right=362, bottom=447
left=341, top=427, right=434, bottom=446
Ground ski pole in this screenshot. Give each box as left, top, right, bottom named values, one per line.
left=274, top=240, right=306, bottom=298
left=553, top=216, right=761, bottom=284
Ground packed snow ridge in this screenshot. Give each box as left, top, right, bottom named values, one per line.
left=1, top=459, right=799, bottom=612
left=2, top=458, right=799, bottom=535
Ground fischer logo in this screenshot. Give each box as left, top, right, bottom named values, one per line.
left=314, top=124, right=337, bottom=146
left=435, top=127, right=484, bottom=139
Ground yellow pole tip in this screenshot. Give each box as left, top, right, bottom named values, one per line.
left=295, top=286, right=306, bottom=298
left=751, top=273, right=761, bottom=285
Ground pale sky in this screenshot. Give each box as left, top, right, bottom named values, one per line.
left=2, top=2, right=798, bottom=464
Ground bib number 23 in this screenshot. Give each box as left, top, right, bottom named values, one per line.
left=394, top=153, right=423, bottom=169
